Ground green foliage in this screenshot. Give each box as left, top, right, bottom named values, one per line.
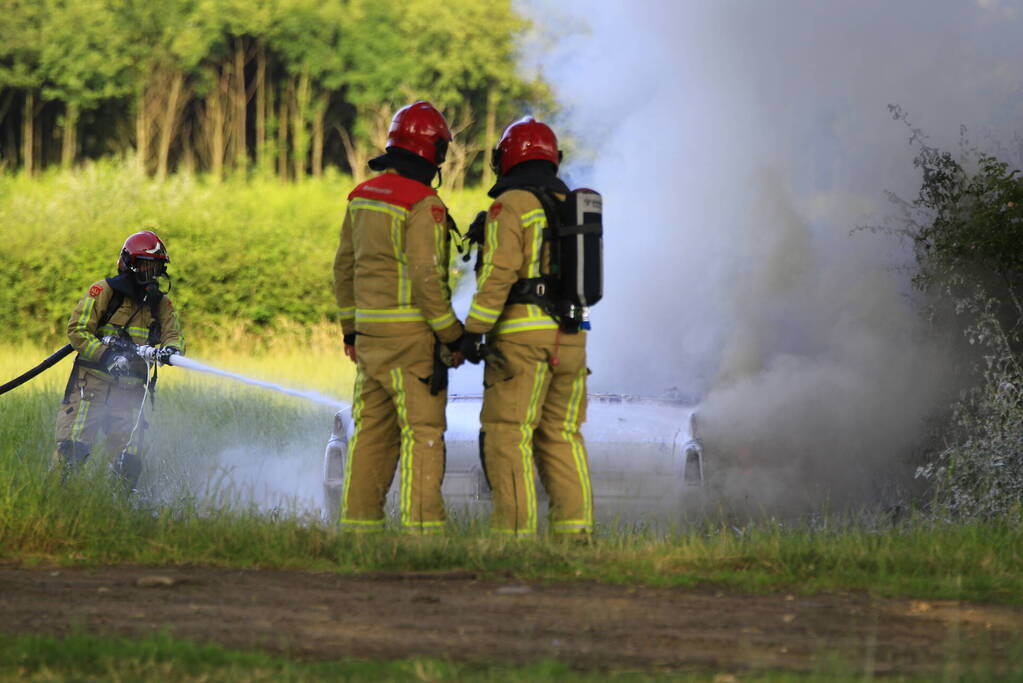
left=0, top=0, right=551, bottom=180
left=0, top=161, right=481, bottom=344
left=910, top=148, right=1023, bottom=288
left=38, top=0, right=135, bottom=108
left=0, top=0, right=45, bottom=90
left=887, top=107, right=1023, bottom=518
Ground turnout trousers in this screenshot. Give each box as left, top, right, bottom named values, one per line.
left=53, top=371, right=146, bottom=467
left=340, top=329, right=448, bottom=533
left=480, top=338, right=593, bottom=537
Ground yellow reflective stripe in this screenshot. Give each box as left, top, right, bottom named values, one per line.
left=522, top=210, right=546, bottom=278
left=518, top=361, right=546, bottom=535
left=69, top=399, right=92, bottom=441
left=81, top=337, right=102, bottom=361
left=427, top=311, right=457, bottom=330
left=564, top=368, right=592, bottom=526
left=468, top=302, right=501, bottom=324
left=387, top=215, right=412, bottom=306
left=338, top=306, right=355, bottom=320
left=340, top=370, right=366, bottom=525
left=99, top=324, right=149, bottom=340
left=402, top=520, right=446, bottom=534
left=355, top=307, right=424, bottom=323
left=350, top=198, right=408, bottom=219
left=493, top=317, right=559, bottom=334
left=477, top=219, right=500, bottom=289
left=74, top=296, right=103, bottom=361
left=433, top=219, right=450, bottom=297
left=340, top=518, right=385, bottom=527
left=521, top=209, right=545, bottom=224
left=391, top=368, right=415, bottom=528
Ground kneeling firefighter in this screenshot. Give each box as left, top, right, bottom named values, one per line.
left=462, top=116, right=603, bottom=537
left=54, top=230, right=184, bottom=491
left=333, top=100, right=465, bottom=533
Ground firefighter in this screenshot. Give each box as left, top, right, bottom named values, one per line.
left=461, top=117, right=594, bottom=537
left=333, top=100, right=464, bottom=534
left=54, top=230, right=184, bottom=491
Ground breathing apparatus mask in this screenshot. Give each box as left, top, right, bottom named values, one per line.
left=123, top=255, right=170, bottom=301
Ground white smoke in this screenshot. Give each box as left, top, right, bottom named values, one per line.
left=521, top=0, right=1023, bottom=512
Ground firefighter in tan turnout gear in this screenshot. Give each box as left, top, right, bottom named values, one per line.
left=54, top=230, right=184, bottom=491
left=333, top=100, right=464, bottom=533
left=461, top=117, right=600, bottom=537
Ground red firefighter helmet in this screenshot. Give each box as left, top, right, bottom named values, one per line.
left=492, top=116, right=561, bottom=175
left=117, top=230, right=169, bottom=284
left=385, top=100, right=452, bottom=166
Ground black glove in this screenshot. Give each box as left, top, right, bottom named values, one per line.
left=156, top=346, right=180, bottom=366
left=343, top=332, right=356, bottom=346
left=445, top=335, right=463, bottom=353
left=429, top=341, right=449, bottom=396
left=459, top=332, right=484, bottom=364
left=101, top=335, right=136, bottom=354
left=101, top=348, right=133, bottom=377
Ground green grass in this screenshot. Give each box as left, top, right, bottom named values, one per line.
left=2, top=631, right=1019, bottom=681
left=0, top=631, right=604, bottom=682
left=2, top=343, right=1022, bottom=603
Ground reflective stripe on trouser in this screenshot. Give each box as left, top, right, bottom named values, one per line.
left=53, top=372, right=146, bottom=466
left=480, top=339, right=592, bottom=536
left=340, top=330, right=448, bottom=533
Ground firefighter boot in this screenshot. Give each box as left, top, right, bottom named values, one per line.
left=54, top=440, right=91, bottom=482
left=112, top=450, right=143, bottom=493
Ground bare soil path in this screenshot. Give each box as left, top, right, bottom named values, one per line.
left=1, top=565, right=1021, bottom=674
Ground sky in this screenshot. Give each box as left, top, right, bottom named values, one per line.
left=516, top=0, right=1023, bottom=512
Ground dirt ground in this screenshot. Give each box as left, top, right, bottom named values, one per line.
left=1, top=565, right=1021, bottom=675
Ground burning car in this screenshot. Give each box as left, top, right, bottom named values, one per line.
left=323, top=393, right=703, bottom=526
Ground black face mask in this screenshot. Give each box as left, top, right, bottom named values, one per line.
left=111, top=269, right=168, bottom=304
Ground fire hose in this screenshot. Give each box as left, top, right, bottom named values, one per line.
left=0, top=339, right=179, bottom=397
left=0, top=344, right=75, bottom=396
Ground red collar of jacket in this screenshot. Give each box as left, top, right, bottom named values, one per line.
left=348, top=171, right=436, bottom=210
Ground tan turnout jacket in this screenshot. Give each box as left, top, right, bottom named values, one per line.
left=68, top=278, right=185, bottom=385
left=466, top=188, right=585, bottom=347
left=334, top=171, right=462, bottom=344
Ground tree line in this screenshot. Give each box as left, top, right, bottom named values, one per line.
left=0, top=0, right=550, bottom=187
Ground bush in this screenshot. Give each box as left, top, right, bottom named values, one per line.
left=0, top=161, right=482, bottom=345
left=889, top=107, right=1023, bottom=518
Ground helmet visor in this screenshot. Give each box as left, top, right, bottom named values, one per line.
left=132, top=257, right=167, bottom=284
